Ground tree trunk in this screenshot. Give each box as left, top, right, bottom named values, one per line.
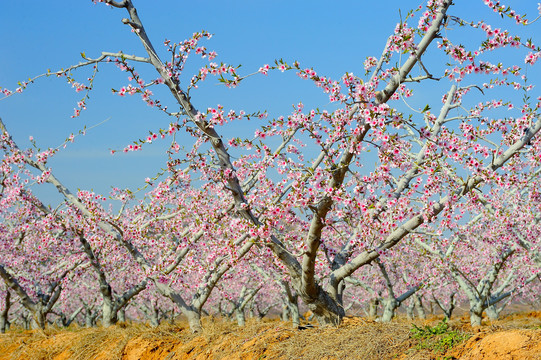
left=84, top=309, right=95, bottom=327
left=22, top=312, right=31, bottom=330
left=31, top=309, right=46, bottom=330
left=303, top=287, right=345, bottom=326
left=287, top=295, right=301, bottom=327
left=0, top=313, right=8, bottom=333
left=413, top=294, right=426, bottom=319
left=247, top=302, right=255, bottom=319
left=118, top=307, right=126, bottom=323
left=433, top=293, right=456, bottom=320
left=0, top=291, right=10, bottom=333
left=368, top=298, right=379, bottom=319
left=470, top=312, right=482, bottom=326
left=381, top=298, right=398, bottom=322
left=289, top=303, right=300, bottom=328
left=469, top=302, right=484, bottom=326
left=280, top=305, right=290, bottom=321
left=406, top=300, right=415, bottom=320
left=150, top=306, right=160, bottom=327
left=235, top=308, right=246, bottom=327
left=185, top=309, right=202, bottom=333
left=102, top=301, right=117, bottom=327
left=486, top=305, right=499, bottom=320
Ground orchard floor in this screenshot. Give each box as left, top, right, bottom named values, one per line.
left=1, top=312, right=541, bottom=360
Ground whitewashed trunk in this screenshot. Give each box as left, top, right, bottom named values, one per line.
left=290, top=303, right=300, bottom=328
left=281, top=304, right=290, bottom=321
left=469, top=302, right=484, bottom=326
left=31, top=310, right=46, bottom=330
left=150, top=307, right=160, bottom=327
left=84, top=310, right=95, bottom=327
left=486, top=305, right=499, bottom=320
left=413, top=294, right=426, bottom=319
left=185, top=310, right=202, bottom=333
left=235, top=308, right=246, bottom=327
left=406, top=301, right=415, bottom=319
left=102, top=301, right=117, bottom=327
left=118, top=307, right=126, bottom=323
left=381, top=298, right=398, bottom=323
left=368, top=298, right=379, bottom=319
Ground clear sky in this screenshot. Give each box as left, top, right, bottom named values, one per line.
left=0, top=1, right=539, bottom=207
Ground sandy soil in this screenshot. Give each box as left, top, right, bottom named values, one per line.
left=1, top=312, right=540, bottom=359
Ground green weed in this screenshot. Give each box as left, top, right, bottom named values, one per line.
left=410, top=319, right=469, bottom=355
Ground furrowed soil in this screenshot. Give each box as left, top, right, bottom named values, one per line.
left=1, top=312, right=541, bottom=360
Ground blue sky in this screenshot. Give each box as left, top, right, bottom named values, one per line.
left=0, top=1, right=540, bottom=207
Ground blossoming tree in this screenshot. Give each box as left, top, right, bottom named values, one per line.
left=0, top=0, right=540, bottom=329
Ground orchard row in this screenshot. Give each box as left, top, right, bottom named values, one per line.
left=1, top=0, right=540, bottom=332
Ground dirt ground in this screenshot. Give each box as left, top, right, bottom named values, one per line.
left=1, top=312, right=541, bottom=360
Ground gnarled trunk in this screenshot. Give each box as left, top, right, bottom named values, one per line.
left=102, top=299, right=118, bottom=327
left=301, top=285, right=344, bottom=326
left=185, top=309, right=202, bottom=333
left=31, top=307, right=47, bottom=330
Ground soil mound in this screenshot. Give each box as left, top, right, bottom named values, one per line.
left=451, top=330, right=541, bottom=360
